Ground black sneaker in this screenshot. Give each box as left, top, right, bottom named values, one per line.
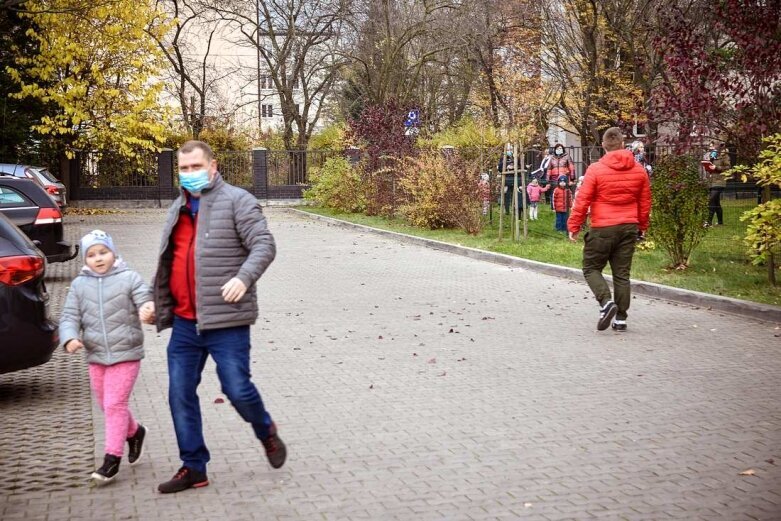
left=597, top=301, right=618, bottom=331
left=612, top=319, right=627, bottom=332
left=91, top=454, right=121, bottom=485
left=127, top=424, right=147, bottom=466
left=158, top=466, right=209, bottom=494
left=261, top=423, right=287, bottom=469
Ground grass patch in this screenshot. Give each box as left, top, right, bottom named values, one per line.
left=300, top=202, right=781, bottom=307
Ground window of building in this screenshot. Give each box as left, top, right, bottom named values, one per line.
left=261, top=104, right=274, bottom=118
left=260, top=74, right=273, bottom=90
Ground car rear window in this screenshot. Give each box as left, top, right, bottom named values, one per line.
left=0, top=186, right=32, bottom=207
left=33, top=168, right=59, bottom=183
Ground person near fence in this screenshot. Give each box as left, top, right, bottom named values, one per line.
left=526, top=177, right=550, bottom=220
left=630, top=141, right=653, bottom=177
left=498, top=147, right=516, bottom=214
left=567, top=127, right=651, bottom=332
left=59, top=230, right=154, bottom=485
left=703, top=141, right=731, bottom=226
left=548, top=144, right=577, bottom=188
left=152, top=140, right=286, bottom=494
left=552, top=175, right=573, bottom=232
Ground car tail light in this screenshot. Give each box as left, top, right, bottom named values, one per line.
left=0, top=255, right=44, bottom=286
left=35, top=207, right=62, bottom=224
left=46, top=185, right=59, bottom=195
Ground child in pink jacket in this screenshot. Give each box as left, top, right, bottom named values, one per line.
left=526, top=178, right=549, bottom=220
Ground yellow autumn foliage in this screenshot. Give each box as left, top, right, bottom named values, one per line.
left=8, top=0, right=173, bottom=159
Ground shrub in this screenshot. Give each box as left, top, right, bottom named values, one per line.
left=348, top=100, right=418, bottom=216
left=398, top=150, right=483, bottom=234
left=649, top=154, right=709, bottom=269
left=304, top=156, right=365, bottom=213
left=309, top=123, right=347, bottom=150
left=731, top=133, right=781, bottom=285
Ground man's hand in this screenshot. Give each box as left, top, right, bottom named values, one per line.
left=65, top=339, right=84, bottom=353
left=139, top=301, right=156, bottom=324
left=568, top=231, right=579, bottom=242
left=221, top=277, right=247, bottom=303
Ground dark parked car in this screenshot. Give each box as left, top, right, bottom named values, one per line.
left=0, top=163, right=67, bottom=208
left=0, top=211, right=58, bottom=374
left=0, top=177, right=77, bottom=263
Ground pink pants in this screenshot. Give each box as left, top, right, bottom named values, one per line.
left=89, top=361, right=141, bottom=457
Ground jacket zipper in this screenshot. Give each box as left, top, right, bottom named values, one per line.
left=98, top=277, right=111, bottom=363
left=186, top=212, right=200, bottom=335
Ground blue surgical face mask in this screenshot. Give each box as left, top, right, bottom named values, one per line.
left=179, top=169, right=211, bottom=193
left=709, top=150, right=718, bottom=160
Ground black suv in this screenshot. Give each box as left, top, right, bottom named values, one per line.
left=0, top=176, right=77, bottom=262
left=0, top=211, right=58, bottom=373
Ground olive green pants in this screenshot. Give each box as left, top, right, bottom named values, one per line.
left=582, top=224, right=638, bottom=321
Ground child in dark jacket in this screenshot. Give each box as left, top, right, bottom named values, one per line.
left=60, top=230, right=155, bottom=486
left=552, top=175, right=573, bottom=232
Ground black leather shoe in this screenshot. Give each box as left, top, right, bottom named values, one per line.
left=158, top=466, right=209, bottom=494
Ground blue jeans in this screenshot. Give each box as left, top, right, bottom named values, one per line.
left=555, top=211, right=569, bottom=231
left=167, top=316, right=273, bottom=473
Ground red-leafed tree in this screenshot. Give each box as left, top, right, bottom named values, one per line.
left=347, top=99, right=419, bottom=215
left=651, top=0, right=781, bottom=160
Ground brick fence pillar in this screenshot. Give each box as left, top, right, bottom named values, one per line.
left=157, top=148, right=175, bottom=201
left=68, top=153, right=82, bottom=201
left=252, top=147, right=268, bottom=199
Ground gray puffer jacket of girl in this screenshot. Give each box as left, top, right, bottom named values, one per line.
left=59, top=261, right=152, bottom=365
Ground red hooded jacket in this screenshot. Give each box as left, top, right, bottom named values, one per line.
left=567, top=149, right=651, bottom=233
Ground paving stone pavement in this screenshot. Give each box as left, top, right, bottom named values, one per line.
left=1, top=208, right=780, bottom=521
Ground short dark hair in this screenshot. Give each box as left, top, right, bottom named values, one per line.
left=178, top=140, right=214, bottom=161
left=602, top=127, right=624, bottom=151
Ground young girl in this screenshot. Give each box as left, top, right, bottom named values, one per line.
left=60, top=230, right=155, bottom=485
left=552, top=175, right=573, bottom=232
left=526, top=178, right=549, bottom=220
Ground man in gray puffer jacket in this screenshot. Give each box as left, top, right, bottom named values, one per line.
left=152, top=140, right=285, bottom=494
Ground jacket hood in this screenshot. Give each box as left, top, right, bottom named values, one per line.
left=600, top=149, right=637, bottom=171
left=81, top=258, right=129, bottom=278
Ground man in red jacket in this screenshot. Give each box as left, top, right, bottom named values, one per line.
left=568, top=127, right=651, bottom=332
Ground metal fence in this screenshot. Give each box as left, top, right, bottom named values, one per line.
left=214, top=151, right=253, bottom=189
left=78, top=151, right=158, bottom=188
left=266, top=150, right=340, bottom=187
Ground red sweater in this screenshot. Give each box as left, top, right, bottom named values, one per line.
left=169, top=208, right=198, bottom=320
left=568, top=149, right=652, bottom=233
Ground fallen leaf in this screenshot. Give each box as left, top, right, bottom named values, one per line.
left=766, top=458, right=775, bottom=465
left=378, top=335, right=383, bottom=339
left=369, top=384, right=374, bottom=389
left=738, top=469, right=756, bottom=476
left=214, top=398, right=225, bottom=404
